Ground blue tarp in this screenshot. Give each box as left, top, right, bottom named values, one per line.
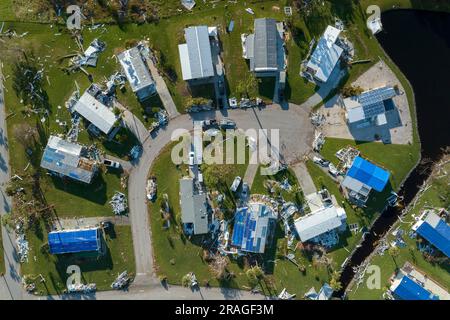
left=346, top=156, right=390, bottom=192
left=48, top=228, right=101, bottom=255
left=393, top=275, right=439, bottom=300
left=416, top=220, right=450, bottom=258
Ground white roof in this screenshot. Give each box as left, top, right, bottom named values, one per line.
left=178, top=26, right=214, bottom=81
left=117, top=47, right=154, bottom=93
left=74, top=92, right=117, bottom=134
left=342, top=175, right=371, bottom=196
left=306, top=25, right=343, bottom=82
left=294, top=206, right=346, bottom=242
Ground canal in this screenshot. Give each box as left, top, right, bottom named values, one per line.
left=338, top=9, right=450, bottom=297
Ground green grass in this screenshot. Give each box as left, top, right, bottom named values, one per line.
left=21, top=223, right=136, bottom=295
left=320, top=137, right=420, bottom=190
left=347, top=160, right=450, bottom=300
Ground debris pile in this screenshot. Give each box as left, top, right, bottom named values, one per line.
left=181, top=0, right=196, bottom=10
left=129, top=145, right=142, bottom=160
left=310, top=112, right=325, bottom=127
left=111, top=271, right=131, bottom=290
left=16, top=233, right=29, bottom=263
left=110, top=192, right=128, bottom=215
left=312, top=131, right=325, bottom=152
left=146, top=177, right=157, bottom=201
left=71, top=38, right=106, bottom=68
left=67, top=283, right=96, bottom=293
left=335, top=146, right=360, bottom=171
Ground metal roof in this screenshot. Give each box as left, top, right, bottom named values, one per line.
left=179, top=178, right=209, bottom=235
left=294, top=206, right=346, bottom=242
left=178, top=26, right=214, bottom=81
left=48, top=228, right=101, bottom=254
left=344, top=86, right=397, bottom=123
left=416, top=212, right=450, bottom=257
left=40, top=136, right=96, bottom=184
left=253, top=18, right=278, bottom=72
left=117, top=47, right=155, bottom=94
left=306, top=25, right=343, bottom=82
left=392, top=275, right=440, bottom=300
left=74, top=91, right=117, bottom=134
left=231, top=203, right=277, bottom=253
left=346, top=156, right=390, bottom=192
left=342, top=175, right=372, bottom=196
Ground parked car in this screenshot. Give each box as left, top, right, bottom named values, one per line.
left=219, top=118, right=236, bottom=129
left=103, top=159, right=121, bottom=169
left=313, top=156, right=330, bottom=167
left=328, top=163, right=339, bottom=177
left=188, top=151, right=195, bottom=166
left=230, top=176, right=242, bottom=192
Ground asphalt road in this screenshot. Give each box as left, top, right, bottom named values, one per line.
left=0, top=62, right=24, bottom=300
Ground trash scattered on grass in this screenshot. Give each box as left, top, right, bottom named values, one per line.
left=146, top=177, right=157, bottom=201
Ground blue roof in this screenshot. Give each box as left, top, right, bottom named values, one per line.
left=416, top=219, right=450, bottom=258
left=346, top=156, right=390, bottom=192
left=48, top=229, right=101, bottom=254
left=393, top=275, right=439, bottom=300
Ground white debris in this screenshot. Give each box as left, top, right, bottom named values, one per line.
left=16, top=233, right=29, bottom=263
left=278, top=288, right=296, bottom=300
left=111, top=271, right=130, bottom=290
left=110, top=192, right=128, bottom=215
left=146, top=177, right=157, bottom=201
left=67, top=283, right=96, bottom=293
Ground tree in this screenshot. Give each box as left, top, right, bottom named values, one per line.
left=341, top=85, right=364, bottom=98
left=330, top=270, right=342, bottom=291
left=388, top=246, right=400, bottom=266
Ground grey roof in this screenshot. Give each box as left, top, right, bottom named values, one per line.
left=117, top=47, right=155, bottom=94
left=73, top=91, right=117, bottom=134
left=294, top=206, right=346, bottom=242
left=253, top=18, right=278, bottom=72
left=179, top=178, right=209, bottom=235
left=342, top=175, right=372, bottom=196
left=178, top=26, right=214, bottom=81
left=344, top=86, right=397, bottom=123
left=40, top=136, right=96, bottom=184
left=306, top=25, right=343, bottom=82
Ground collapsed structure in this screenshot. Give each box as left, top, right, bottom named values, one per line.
left=117, top=45, right=156, bottom=101
left=48, top=227, right=102, bottom=255
left=342, top=156, right=390, bottom=206
left=231, top=202, right=277, bottom=254
left=304, top=25, right=344, bottom=83
left=242, top=18, right=286, bottom=77
left=343, top=86, right=397, bottom=128
left=40, top=136, right=97, bottom=184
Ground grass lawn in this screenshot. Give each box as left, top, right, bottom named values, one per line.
left=0, top=228, right=4, bottom=275
left=320, top=137, right=420, bottom=190
left=21, top=223, right=135, bottom=295
left=347, top=159, right=450, bottom=299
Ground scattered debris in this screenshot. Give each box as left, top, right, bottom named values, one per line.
left=181, top=0, right=196, bottom=10
left=129, top=145, right=142, bottom=160
left=110, top=192, right=128, bottom=215
left=312, top=131, right=325, bottom=152
left=310, top=112, right=325, bottom=127
left=245, top=8, right=255, bottom=15
left=71, top=38, right=106, bottom=68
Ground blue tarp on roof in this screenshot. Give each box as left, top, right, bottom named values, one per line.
left=393, top=275, right=439, bottom=300
left=416, top=219, right=450, bottom=258
left=48, top=228, right=101, bottom=255
left=346, top=156, right=390, bottom=192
